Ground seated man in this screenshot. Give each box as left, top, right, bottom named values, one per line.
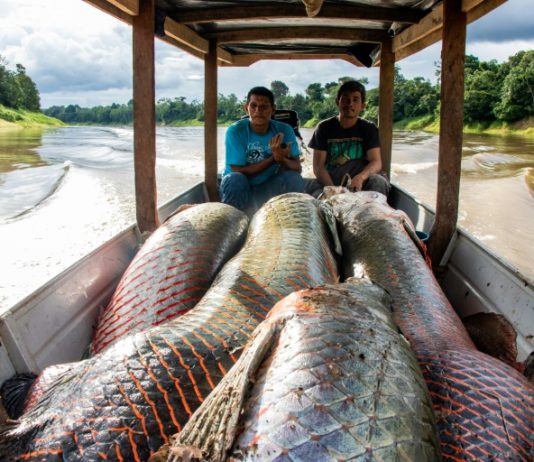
left=220, top=86, right=304, bottom=214
left=307, top=80, right=390, bottom=197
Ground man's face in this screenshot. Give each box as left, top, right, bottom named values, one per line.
left=337, top=90, right=364, bottom=119
left=245, top=94, right=274, bottom=131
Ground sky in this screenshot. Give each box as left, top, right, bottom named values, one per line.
left=0, top=0, right=533, bottom=108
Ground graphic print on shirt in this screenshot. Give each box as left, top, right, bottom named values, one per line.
left=247, top=141, right=271, bottom=164
left=327, top=137, right=364, bottom=168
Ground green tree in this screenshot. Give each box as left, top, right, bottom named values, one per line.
left=494, top=50, right=534, bottom=121
left=16, top=64, right=40, bottom=111
left=270, top=80, right=289, bottom=99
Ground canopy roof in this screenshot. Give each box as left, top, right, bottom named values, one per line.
left=87, top=0, right=504, bottom=66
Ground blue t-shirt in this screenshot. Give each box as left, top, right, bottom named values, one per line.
left=223, top=119, right=300, bottom=186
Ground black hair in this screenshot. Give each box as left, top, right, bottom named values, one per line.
left=246, top=86, right=275, bottom=106
left=336, top=80, right=367, bottom=104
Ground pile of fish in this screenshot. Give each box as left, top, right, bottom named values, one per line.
left=2, top=190, right=533, bottom=462
left=328, top=190, right=534, bottom=461
left=0, top=194, right=339, bottom=460
left=153, top=279, right=441, bottom=462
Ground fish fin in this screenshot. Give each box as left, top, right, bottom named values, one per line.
left=316, top=200, right=343, bottom=256
left=164, top=322, right=278, bottom=462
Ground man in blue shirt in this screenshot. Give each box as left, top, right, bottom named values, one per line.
left=220, top=86, right=304, bottom=213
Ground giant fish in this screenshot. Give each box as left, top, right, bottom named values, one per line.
left=328, top=190, right=534, bottom=461
left=152, top=279, right=440, bottom=462
left=0, top=193, right=339, bottom=461
left=90, top=202, right=249, bottom=355
left=1, top=202, right=249, bottom=421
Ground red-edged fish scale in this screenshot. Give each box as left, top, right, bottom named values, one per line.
left=0, top=193, right=338, bottom=462
left=170, top=281, right=440, bottom=461
left=329, top=192, right=534, bottom=461
left=90, top=202, right=249, bottom=355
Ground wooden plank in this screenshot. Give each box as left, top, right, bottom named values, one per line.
left=107, top=0, right=138, bottom=16
left=164, top=17, right=209, bottom=54
left=133, top=0, right=159, bottom=234
left=428, top=0, right=466, bottom=266
left=206, top=27, right=384, bottom=44
left=378, top=38, right=394, bottom=178
left=222, top=53, right=361, bottom=67
left=82, top=0, right=132, bottom=24
left=204, top=40, right=219, bottom=202
left=175, top=4, right=424, bottom=24
left=465, top=0, right=507, bottom=22
left=217, top=48, right=234, bottom=65
left=393, top=5, right=443, bottom=53
left=393, top=0, right=506, bottom=61
left=394, top=29, right=442, bottom=62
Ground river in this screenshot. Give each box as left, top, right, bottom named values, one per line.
left=1, top=125, right=533, bottom=312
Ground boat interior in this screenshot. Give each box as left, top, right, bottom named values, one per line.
left=1, top=0, right=532, bottom=388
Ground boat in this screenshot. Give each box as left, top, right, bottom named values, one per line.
left=0, top=0, right=532, bottom=437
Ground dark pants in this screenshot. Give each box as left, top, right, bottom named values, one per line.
left=306, top=159, right=390, bottom=198
left=220, top=170, right=304, bottom=215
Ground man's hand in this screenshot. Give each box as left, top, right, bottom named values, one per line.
left=270, top=133, right=291, bottom=163
left=350, top=174, right=366, bottom=191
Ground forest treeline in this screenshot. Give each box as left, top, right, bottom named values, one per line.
left=1, top=51, right=533, bottom=127
left=0, top=56, right=41, bottom=113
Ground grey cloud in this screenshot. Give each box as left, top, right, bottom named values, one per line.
left=468, top=0, right=534, bottom=42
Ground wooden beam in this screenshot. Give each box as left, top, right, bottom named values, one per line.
left=206, top=27, right=385, bottom=44
left=378, top=38, right=395, bottom=178
left=174, top=4, right=424, bottom=24
left=204, top=40, right=219, bottom=202
left=393, top=0, right=506, bottom=61
left=82, top=0, right=132, bottom=24
left=221, top=53, right=361, bottom=67
left=428, top=0, right=466, bottom=266
left=394, top=29, right=442, bottom=62
left=164, top=17, right=209, bottom=54
left=217, top=48, right=234, bottom=65
left=393, top=5, right=443, bottom=53
left=107, top=0, right=138, bottom=16
left=133, top=0, right=159, bottom=234
left=464, top=0, right=507, bottom=22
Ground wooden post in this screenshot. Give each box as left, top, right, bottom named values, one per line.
left=132, top=0, right=158, bottom=234
left=204, top=39, right=219, bottom=201
left=378, top=37, right=395, bottom=177
left=428, top=0, right=466, bottom=265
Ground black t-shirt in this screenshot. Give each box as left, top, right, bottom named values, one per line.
left=308, top=116, right=380, bottom=170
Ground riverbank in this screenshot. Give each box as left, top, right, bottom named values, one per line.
left=0, top=105, right=63, bottom=129
left=393, top=115, right=534, bottom=137
left=3, top=106, right=533, bottom=137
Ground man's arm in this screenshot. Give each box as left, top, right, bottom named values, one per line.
left=230, top=157, right=276, bottom=176
left=350, top=147, right=382, bottom=191
left=312, top=149, right=334, bottom=186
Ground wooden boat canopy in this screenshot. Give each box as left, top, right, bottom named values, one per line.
left=88, top=0, right=504, bottom=66
left=83, top=0, right=507, bottom=266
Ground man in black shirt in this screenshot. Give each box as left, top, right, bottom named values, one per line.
left=308, top=80, right=390, bottom=197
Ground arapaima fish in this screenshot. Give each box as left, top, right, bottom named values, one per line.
left=153, top=279, right=441, bottom=462
left=328, top=190, right=534, bottom=461
left=1, top=203, right=249, bottom=420
left=90, top=202, right=249, bottom=355
left=0, top=193, right=339, bottom=461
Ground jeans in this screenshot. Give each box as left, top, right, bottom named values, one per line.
left=220, top=170, right=304, bottom=214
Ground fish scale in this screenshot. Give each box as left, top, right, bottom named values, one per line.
left=159, top=280, right=440, bottom=462
left=329, top=191, right=534, bottom=461
left=0, top=193, right=338, bottom=461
